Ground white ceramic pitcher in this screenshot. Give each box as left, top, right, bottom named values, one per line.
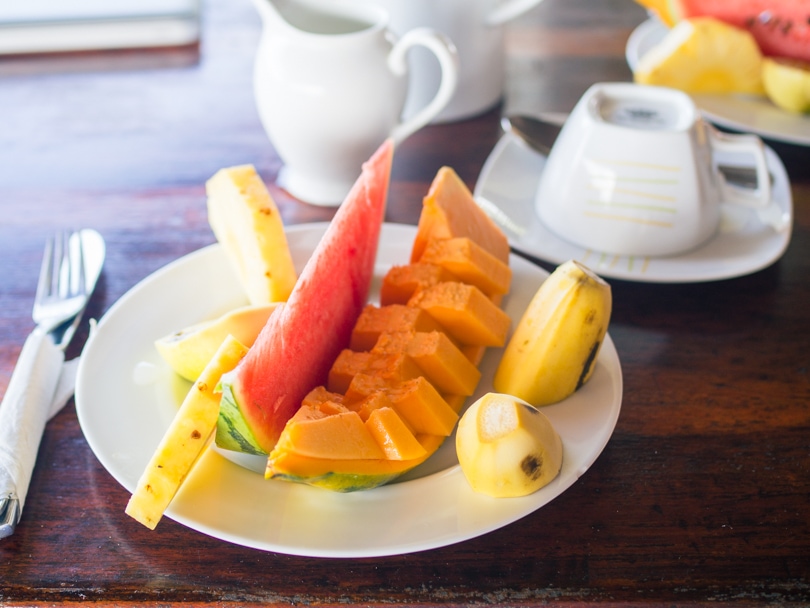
left=252, top=0, right=459, bottom=206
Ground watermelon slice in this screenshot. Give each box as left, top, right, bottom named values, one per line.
left=217, top=139, right=394, bottom=454
left=671, top=0, right=810, bottom=63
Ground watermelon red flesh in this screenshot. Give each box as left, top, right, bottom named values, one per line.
left=228, top=139, right=394, bottom=453
left=673, top=0, right=810, bottom=62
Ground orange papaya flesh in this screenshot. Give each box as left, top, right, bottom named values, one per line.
left=370, top=330, right=481, bottom=396
left=408, top=282, right=511, bottom=347
left=349, top=304, right=443, bottom=352
left=411, top=167, right=510, bottom=265
left=379, top=263, right=457, bottom=306
left=366, top=407, right=428, bottom=460
left=420, top=237, right=512, bottom=298
left=327, top=350, right=422, bottom=395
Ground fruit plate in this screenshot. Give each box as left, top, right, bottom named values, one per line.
left=474, top=132, right=793, bottom=283
left=75, top=222, right=623, bottom=558
left=626, top=17, right=810, bottom=146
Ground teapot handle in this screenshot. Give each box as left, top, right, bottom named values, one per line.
left=387, top=28, right=459, bottom=145
left=485, top=0, right=545, bottom=26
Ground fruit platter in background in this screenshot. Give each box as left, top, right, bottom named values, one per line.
left=630, top=0, right=810, bottom=115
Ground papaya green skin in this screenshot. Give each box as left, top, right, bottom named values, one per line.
left=266, top=470, right=405, bottom=493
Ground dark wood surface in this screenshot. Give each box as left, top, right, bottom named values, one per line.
left=2, top=0, right=809, bottom=605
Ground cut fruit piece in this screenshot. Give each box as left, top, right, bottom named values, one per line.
left=762, top=57, right=810, bottom=113
left=411, top=167, right=511, bottom=265
left=456, top=393, right=563, bottom=498
left=350, top=304, right=444, bottom=351
left=327, top=350, right=422, bottom=394
left=274, top=408, right=386, bottom=460
left=386, top=376, right=459, bottom=436
left=266, top=434, right=445, bottom=492
left=409, top=282, right=511, bottom=347
left=155, top=303, right=280, bottom=382
left=217, top=139, right=394, bottom=454
left=634, top=17, right=765, bottom=94
left=494, top=260, right=612, bottom=407
left=206, top=165, right=297, bottom=305
left=379, top=263, right=456, bottom=306
left=420, top=237, right=512, bottom=298
left=371, top=331, right=481, bottom=396
left=366, top=407, right=428, bottom=461
left=126, top=335, right=249, bottom=529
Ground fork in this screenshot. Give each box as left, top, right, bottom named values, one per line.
left=0, top=230, right=103, bottom=538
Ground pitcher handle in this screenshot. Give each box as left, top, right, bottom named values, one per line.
left=388, top=28, right=459, bottom=145
left=485, top=0, right=545, bottom=26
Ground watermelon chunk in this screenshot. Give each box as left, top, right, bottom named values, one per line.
left=672, top=0, right=810, bottom=63
left=217, top=139, right=394, bottom=454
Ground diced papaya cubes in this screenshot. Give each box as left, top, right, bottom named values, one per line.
left=420, top=237, right=512, bottom=298
left=386, top=377, right=458, bottom=436
left=366, top=407, right=427, bottom=460
left=328, top=350, right=422, bottom=394
left=380, top=263, right=456, bottom=306
left=409, top=282, right=511, bottom=347
left=350, top=304, right=443, bottom=351
left=405, top=331, right=481, bottom=396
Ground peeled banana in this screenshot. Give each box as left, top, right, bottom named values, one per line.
left=493, top=260, right=611, bottom=406
left=456, top=392, right=562, bottom=497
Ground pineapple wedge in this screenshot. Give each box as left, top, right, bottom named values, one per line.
left=125, top=335, right=249, bottom=530
left=206, top=165, right=297, bottom=305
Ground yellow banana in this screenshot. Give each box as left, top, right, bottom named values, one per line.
left=493, top=260, right=611, bottom=406
left=456, top=392, right=562, bottom=497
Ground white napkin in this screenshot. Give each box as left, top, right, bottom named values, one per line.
left=0, top=330, right=80, bottom=536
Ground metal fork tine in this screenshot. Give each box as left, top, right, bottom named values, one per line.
left=75, top=231, right=87, bottom=298
left=57, top=231, right=70, bottom=300
left=34, top=235, right=54, bottom=308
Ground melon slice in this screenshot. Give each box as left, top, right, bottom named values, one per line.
left=670, top=0, right=810, bottom=63
left=217, top=139, right=394, bottom=455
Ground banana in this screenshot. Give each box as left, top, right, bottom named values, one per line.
left=456, top=392, right=562, bottom=497
left=493, top=260, right=611, bottom=406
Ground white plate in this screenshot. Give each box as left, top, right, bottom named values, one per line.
left=474, top=133, right=793, bottom=283
left=626, top=17, right=810, bottom=146
left=75, top=223, right=623, bottom=558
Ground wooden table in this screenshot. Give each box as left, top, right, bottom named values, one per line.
left=2, top=0, right=809, bottom=605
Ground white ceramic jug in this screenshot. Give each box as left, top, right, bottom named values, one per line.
left=252, top=0, right=459, bottom=206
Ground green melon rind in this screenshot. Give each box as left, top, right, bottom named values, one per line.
left=216, top=378, right=267, bottom=456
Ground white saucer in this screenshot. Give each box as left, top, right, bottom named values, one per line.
left=626, top=17, right=810, bottom=146
left=473, top=133, right=793, bottom=283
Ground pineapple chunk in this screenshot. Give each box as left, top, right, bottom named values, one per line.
left=206, top=165, right=297, bottom=305
left=125, top=335, right=249, bottom=530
